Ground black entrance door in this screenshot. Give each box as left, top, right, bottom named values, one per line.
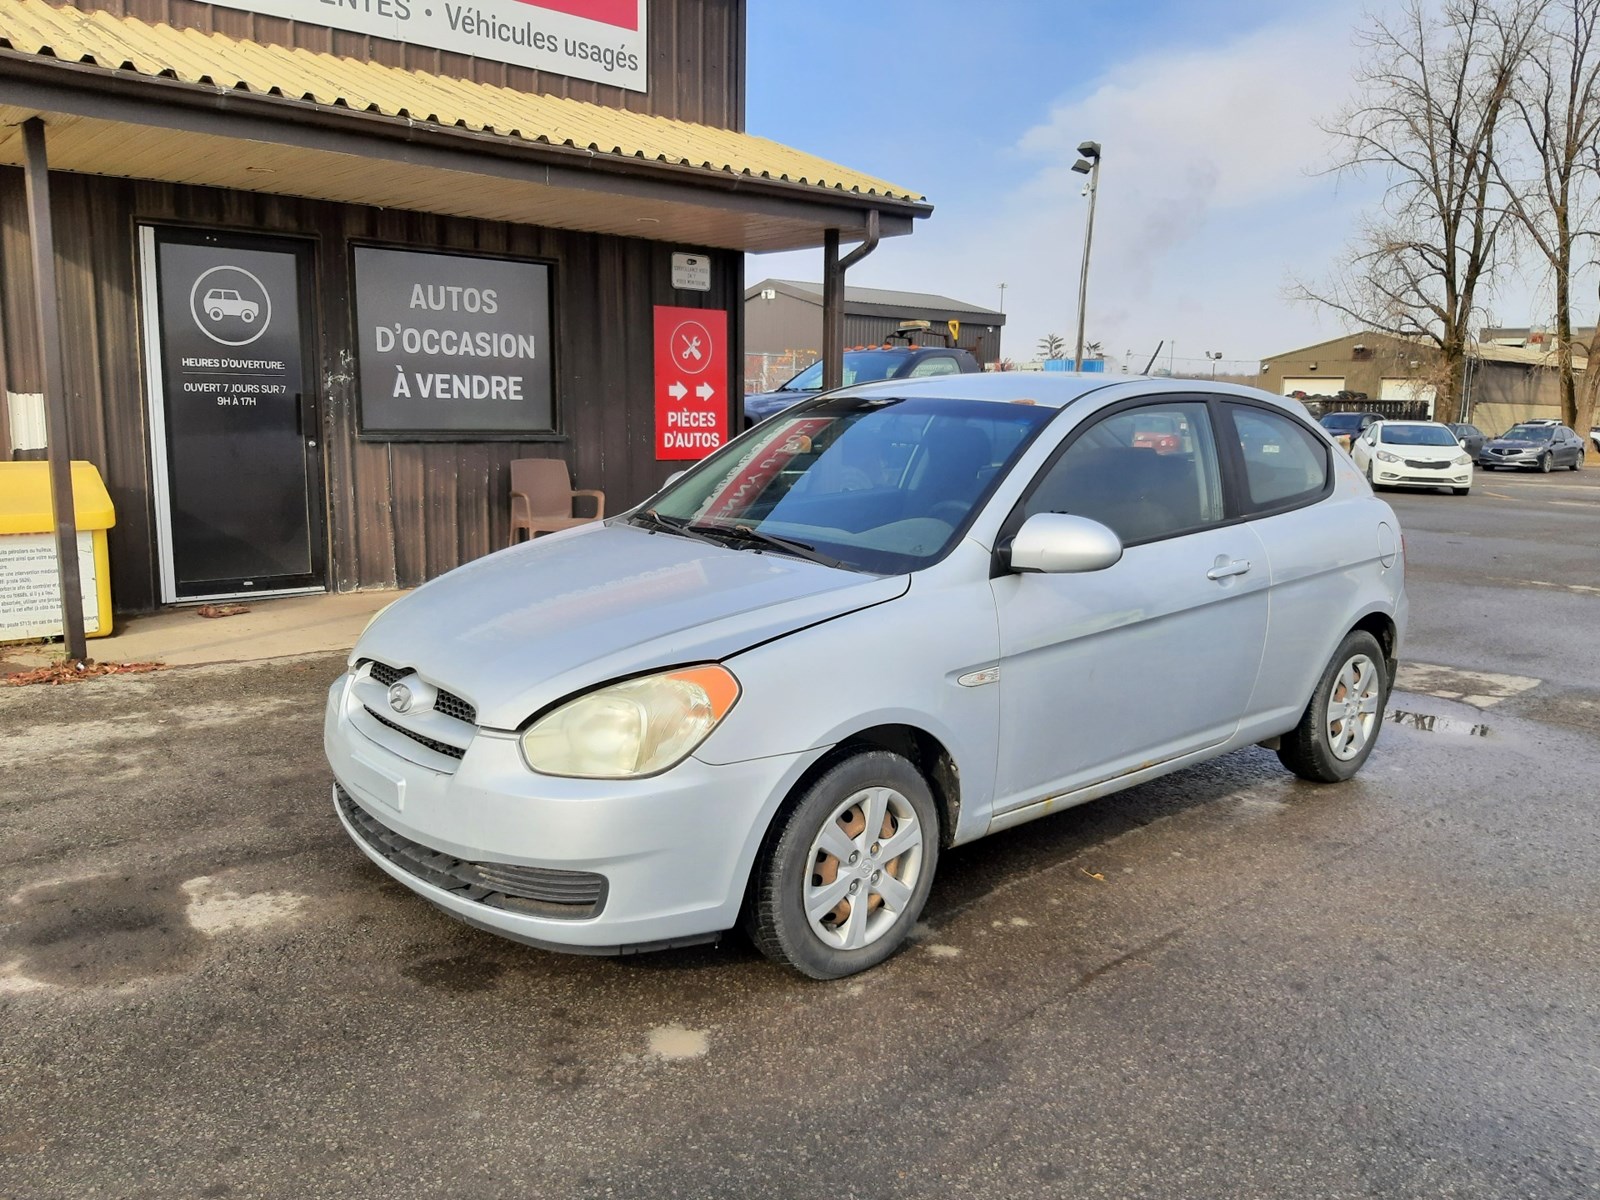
left=150, top=229, right=324, bottom=599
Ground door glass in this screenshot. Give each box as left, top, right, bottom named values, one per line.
left=1022, top=401, right=1224, bottom=544
left=151, top=231, right=318, bottom=597
left=907, top=356, right=959, bottom=377
left=1228, top=406, right=1330, bottom=512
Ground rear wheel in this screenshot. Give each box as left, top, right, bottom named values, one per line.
left=1277, top=630, right=1389, bottom=784
left=744, top=751, right=939, bottom=979
left=1571, top=451, right=1583, bottom=472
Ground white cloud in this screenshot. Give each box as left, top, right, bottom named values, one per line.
left=750, top=5, right=1383, bottom=368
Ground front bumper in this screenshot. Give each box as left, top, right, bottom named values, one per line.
left=1478, top=450, right=1540, bottom=468
left=324, top=674, right=820, bottom=951
left=1371, top=459, right=1472, bottom=488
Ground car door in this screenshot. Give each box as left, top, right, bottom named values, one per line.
left=1350, top=423, right=1379, bottom=473
left=989, top=397, right=1269, bottom=814
left=1559, top=426, right=1583, bottom=466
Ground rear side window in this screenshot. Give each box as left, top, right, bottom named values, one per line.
left=1226, top=405, right=1330, bottom=513
left=907, top=356, right=960, bottom=378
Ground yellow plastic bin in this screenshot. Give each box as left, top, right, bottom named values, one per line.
left=0, top=460, right=116, bottom=643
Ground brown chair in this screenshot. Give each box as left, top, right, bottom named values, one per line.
left=508, top=458, right=605, bottom=545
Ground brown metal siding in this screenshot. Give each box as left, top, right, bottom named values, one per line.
left=57, top=0, right=746, bottom=130
left=843, top=313, right=1004, bottom=366
left=0, top=165, right=741, bottom=613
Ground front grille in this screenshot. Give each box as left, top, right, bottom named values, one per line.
left=1404, top=458, right=1446, bottom=469
left=363, top=706, right=467, bottom=760
left=359, top=659, right=478, bottom=726
left=337, top=785, right=607, bottom=919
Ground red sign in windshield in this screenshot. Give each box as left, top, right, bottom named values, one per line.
left=510, top=0, right=640, bottom=30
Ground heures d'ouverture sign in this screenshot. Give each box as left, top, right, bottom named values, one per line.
left=202, top=0, right=647, bottom=91
left=353, top=246, right=555, bottom=437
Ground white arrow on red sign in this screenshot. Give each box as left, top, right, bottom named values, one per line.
left=695, top=382, right=715, bottom=401
left=668, top=381, right=688, bottom=401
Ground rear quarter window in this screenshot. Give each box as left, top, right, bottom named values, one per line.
left=1226, top=404, right=1331, bottom=514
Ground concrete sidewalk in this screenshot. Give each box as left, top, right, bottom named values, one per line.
left=1, top=589, right=404, bottom=671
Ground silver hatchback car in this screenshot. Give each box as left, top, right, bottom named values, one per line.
left=326, top=375, right=1407, bottom=978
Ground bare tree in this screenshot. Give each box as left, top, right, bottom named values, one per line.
left=1500, top=0, right=1600, bottom=432
left=1294, top=0, right=1542, bottom=422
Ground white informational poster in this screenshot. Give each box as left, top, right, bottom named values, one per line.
left=203, top=0, right=648, bottom=91
left=0, top=533, right=101, bottom=641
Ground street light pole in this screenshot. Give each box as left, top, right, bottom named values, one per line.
left=997, top=282, right=1008, bottom=313
left=1071, top=141, right=1101, bottom=371
left=1207, top=350, right=1222, bottom=379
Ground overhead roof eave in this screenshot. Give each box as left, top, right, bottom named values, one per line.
left=0, top=6, right=932, bottom=252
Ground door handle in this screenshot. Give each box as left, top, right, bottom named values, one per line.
left=1206, top=558, right=1252, bottom=581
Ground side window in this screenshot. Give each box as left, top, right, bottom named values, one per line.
left=1560, top=426, right=1577, bottom=440
left=1022, top=401, right=1224, bottom=545
left=907, top=355, right=959, bottom=378
left=1227, top=405, right=1329, bottom=513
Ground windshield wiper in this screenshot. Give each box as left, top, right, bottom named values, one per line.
left=628, top=509, right=724, bottom=545
left=690, top=522, right=844, bottom=569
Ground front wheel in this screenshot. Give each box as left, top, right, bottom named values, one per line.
left=1277, top=630, right=1390, bottom=783
left=744, top=751, right=939, bottom=979
left=1540, top=452, right=1554, bottom=473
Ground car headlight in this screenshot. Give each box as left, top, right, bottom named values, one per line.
left=1376, top=450, right=1400, bottom=463
left=1455, top=453, right=1473, bottom=466
left=520, top=665, right=741, bottom=778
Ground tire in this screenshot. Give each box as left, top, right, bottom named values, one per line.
left=1451, top=486, right=1470, bottom=495
left=744, top=750, right=939, bottom=979
left=1540, top=452, right=1554, bottom=473
left=1364, top=461, right=1382, bottom=491
left=207, top=308, right=223, bottom=321
left=242, top=310, right=255, bottom=323
left=1277, top=630, right=1390, bottom=784
left=1571, top=452, right=1583, bottom=472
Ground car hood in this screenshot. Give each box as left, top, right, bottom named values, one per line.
left=354, top=520, right=908, bottom=729
left=744, top=388, right=814, bottom=418
left=1486, top=437, right=1547, bottom=448
left=1384, top=443, right=1460, bottom=458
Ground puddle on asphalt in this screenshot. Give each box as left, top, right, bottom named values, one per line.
left=1386, top=708, right=1491, bottom=737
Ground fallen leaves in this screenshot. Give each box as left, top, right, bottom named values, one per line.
left=1080, top=868, right=1107, bottom=882
left=2, top=659, right=166, bottom=687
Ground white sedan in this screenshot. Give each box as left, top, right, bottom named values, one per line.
left=1351, top=420, right=1474, bottom=494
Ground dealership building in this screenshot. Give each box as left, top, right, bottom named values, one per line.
left=0, top=0, right=928, bottom=614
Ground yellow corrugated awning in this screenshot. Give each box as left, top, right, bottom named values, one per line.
left=0, top=1, right=929, bottom=251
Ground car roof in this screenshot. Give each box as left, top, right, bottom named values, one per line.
left=1375, top=419, right=1447, bottom=427
left=831, top=372, right=1314, bottom=414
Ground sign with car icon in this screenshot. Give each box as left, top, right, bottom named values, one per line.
left=203, top=288, right=259, bottom=323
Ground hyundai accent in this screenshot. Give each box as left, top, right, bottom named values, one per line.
left=326, top=375, right=1408, bottom=978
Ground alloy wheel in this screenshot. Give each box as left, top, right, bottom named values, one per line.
left=1325, top=653, right=1382, bottom=761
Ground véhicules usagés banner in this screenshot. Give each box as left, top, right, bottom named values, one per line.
left=202, top=0, right=647, bottom=92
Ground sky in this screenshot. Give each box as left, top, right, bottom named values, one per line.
left=741, top=0, right=1556, bottom=373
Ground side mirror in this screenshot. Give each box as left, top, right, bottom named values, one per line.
left=1007, top=513, right=1123, bottom=574
left=1458, top=436, right=1468, bottom=447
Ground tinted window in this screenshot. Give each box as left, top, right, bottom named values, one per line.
left=1503, top=424, right=1554, bottom=441
left=1023, top=401, right=1224, bottom=545
left=1228, top=405, right=1329, bottom=512
left=906, top=356, right=959, bottom=378
left=1379, top=424, right=1457, bottom=446
left=781, top=350, right=911, bottom=391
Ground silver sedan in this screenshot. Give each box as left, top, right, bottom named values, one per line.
left=326, top=375, right=1407, bottom=978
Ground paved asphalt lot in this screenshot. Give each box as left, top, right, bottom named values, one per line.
left=3, top=470, right=1597, bottom=1199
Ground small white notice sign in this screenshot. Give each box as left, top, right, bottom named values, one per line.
left=671, top=253, right=711, bottom=293
left=0, top=533, right=100, bottom=641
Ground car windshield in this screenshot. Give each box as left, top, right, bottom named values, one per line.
left=1320, top=413, right=1364, bottom=432
left=642, top=395, right=1054, bottom=574
left=780, top=350, right=911, bottom=391
left=1501, top=424, right=1554, bottom=441
left=1379, top=424, right=1458, bottom=447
